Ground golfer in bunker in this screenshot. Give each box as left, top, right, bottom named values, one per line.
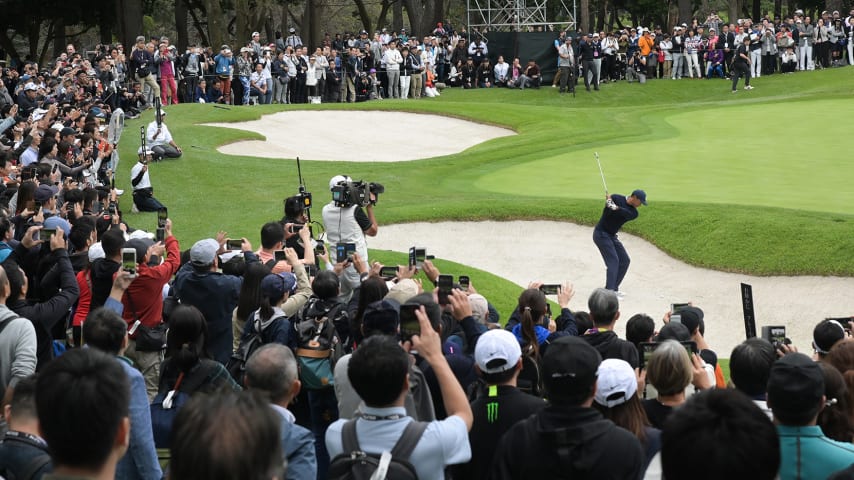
left=593, top=189, right=647, bottom=297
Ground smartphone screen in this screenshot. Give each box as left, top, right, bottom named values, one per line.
left=157, top=208, right=167, bottom=228
left=226, top=239, right=242, bottom=250
left=458, top=275, right=470, bottom=291
left=33, top=200, right=42, bottom=212
left=639, top=342, right=657, bottom=369
left=121, top=248, right=137, bottom=274
left=314, top=244, right=325, bottom=257
left=380, top=266, right=398, bottom=278
left=288, top=223, right=305, bottom=234
left=681, top=341, right=698, bottom=357
left=274, top=250, right=286, bottom=262
left=40, top=228, right=56, bottom=243
left=415, top=248, right=426, bottom=267
left=338, top=243, right=356, bottom=260
left=399, top=304, right=421, bottom=341
left=438, top=274, right=453, bottom=305
left=408, top=247, right=416, bottom=268
left=305, top=264, right=318, bottom=277
left=539, top=284, right=561, bottom=295
left=671, top=303, right=690, bottom=313
left=156, top=227, right=165, bottom=242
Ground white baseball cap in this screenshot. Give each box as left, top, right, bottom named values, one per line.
left=593, top=359, right=638, bottom=408
left=329, top=175, right=351, bottom=191
left=475, top=330, right=522, bottom=374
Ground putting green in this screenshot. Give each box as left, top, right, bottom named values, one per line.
left=475, top=99, right=854, bottom=214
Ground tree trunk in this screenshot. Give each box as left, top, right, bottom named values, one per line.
left=175, top=0, right=190, bottom=52
left=774, top=0, right=782, bottom=19
left=116, top=0, right=144, bottom=54
left=354, top=0, right=374, bottom=33
left=235, top=0, right=251, bottom=48
left=393, top=0, right=403, bottom=32
left=677, top=0, right=691, bottom=24
left=187, top=5, right=211, bottom=47
left=596, top=0, right=606, bottom=32
left=580, top=0, right=589, bottom=33
left=302, top=0, right=321, bottom=50
left=205, top=0, right=225, bottom=51
left=376, top=0, right=393, bottom=32
left=752, top=0, right=760, bottom=21
left=54, top=17, right=66, bottom=60
left=402, top=0, right=441, bottom=36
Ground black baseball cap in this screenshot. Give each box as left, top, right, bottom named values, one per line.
left=767, top=353, right=824, bottom=418
left=813, top=320, right=846, bottom=355
left=542, top=336, right=602, bottom=403
left=363, top=300, right=400, bottom=335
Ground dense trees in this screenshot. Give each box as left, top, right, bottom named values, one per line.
left=0, top=0, right=846, bottom=66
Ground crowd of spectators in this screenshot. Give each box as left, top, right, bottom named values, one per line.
left=0, top=10, right=853, bottom=480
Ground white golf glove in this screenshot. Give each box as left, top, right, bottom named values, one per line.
left=606, top=199, right=618, bottom=210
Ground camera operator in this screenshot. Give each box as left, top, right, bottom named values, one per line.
left=281, top=195, right=310, bottom=257
left=321, top=175, right=378, bottom=300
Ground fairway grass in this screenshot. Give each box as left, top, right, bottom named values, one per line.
left=116, top=66, right=854, bottom=277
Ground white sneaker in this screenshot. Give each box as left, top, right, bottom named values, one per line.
left=131, top=203, right=139, bottom=213
left=115, top=189, right=124, bottom=196
left=744, top=85, right=754, bottom=90
left=616, top=291, right=626, bottom=299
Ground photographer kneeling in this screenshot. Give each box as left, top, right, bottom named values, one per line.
left=321, top=175, right=380, bottom=301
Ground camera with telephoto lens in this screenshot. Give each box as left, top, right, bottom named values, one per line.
left=331, top=179, right=384, bottom=208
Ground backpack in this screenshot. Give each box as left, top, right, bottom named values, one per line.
left=327, top=419, right=429, bottom=480
left=150, top=361, right=218, bottom=449
left=294, top=298, right=347, bottom=390
left=226, top=311, right=282, bottom=385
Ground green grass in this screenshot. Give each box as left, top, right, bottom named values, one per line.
left=116, top=67, right=854, bottom=282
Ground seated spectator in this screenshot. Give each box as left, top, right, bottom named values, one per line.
left=729, top=337, right=776, bottom=418
left=519, top=59, right=541, bottom=89
left=244, top=344, right=317, bottom=480
left=642, top=340, right=710, bottom=429
left=461, top=57, right=477, bottom=89
left=170, top=390, right=285, bottom=480
left=453, top=329, right=545, bottom=480
left=130, top=150, right=166, bottom=212
left=780, top=46, right=797, bottom=72
left=476, top=58, right=493, bottom=87
left=83, top=306, right=162, bottom=480
left=582, top=288, right=639, bottom=369
left=493, top=55, right=510, bottom=86
left=325, top=317, right=473, bottom=480
left=447, top=60, right=464, bottom=88
left=592, top=358, right=660, bottom=469
left=0, top=376, right=52, bottom=479
left=768, top=353, right=854, bottom=479
left=660, top=389, right=780, bottom=480
left=145, top=110, right=182, bottom=160
left=35, top=348, right=130, bottom=480
left=491, top=336, right=644, bottom=479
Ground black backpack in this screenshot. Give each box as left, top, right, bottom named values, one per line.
left=226, top=311, right=283, bottom=385
left=327, top=419, right=429, bottom=480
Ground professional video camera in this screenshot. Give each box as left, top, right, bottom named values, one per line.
left=331, top=179, right=384, bottom=208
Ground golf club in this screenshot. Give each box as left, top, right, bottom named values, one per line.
left=595, top=152, right=608, bottom=196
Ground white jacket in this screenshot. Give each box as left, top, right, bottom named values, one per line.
left=383, top=49, right=403, bottom=71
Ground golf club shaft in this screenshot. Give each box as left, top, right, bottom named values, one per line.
left=595, top=152, right=608, bottom=195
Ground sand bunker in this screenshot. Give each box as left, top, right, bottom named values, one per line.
left=204, top=111, right=515, bottom=162
left=370, top=220, right=854, bottom=357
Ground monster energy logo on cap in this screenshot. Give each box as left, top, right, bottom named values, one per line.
left=487, top=402, right=499, bottom=423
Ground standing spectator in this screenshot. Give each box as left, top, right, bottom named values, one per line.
left=671, top=26, right=685, bottom=78
left=345, top=47, right=362, bottom=103
left=182, top=45, right=204, bottom=103
left=797, top=17, right=815, bottom=70
left=235, top=47, right=254, bottom=105
left=399, top=47, right=413, bottom=99
left=729, top=338, right=775, bottom=418
left=244, top=344, right=318, bottom=480
left=271, top=50, right=289, bottom=104
left=578, top=33, right=600, bottom=91
left=213, top=45, right=235, bottom=104
left=0, top=265, right=36, bottom=399
left=131, top=36, right=160, bottom=105
left=642, top=340, right=711, bottom=429
left=286, top=28, right=303, bottom=49
left=0, top=376, right=52, bottom=479
left=769, top=353, right=854, bottom=479
left=84, top=305, right=163, bottom=480
left=815, top=18, right=831, bottom=68
left=155, top=43, right=178, bottom=104
left=557, top=37, right=575, bottom=94
left=491, top=336, right=644, bottom=479
left=173, top=237, right=259, bottom=365
left=35, top=349, right=130, bottom=480
left=409, top=46, right=425, bottom=97
left=452, top=329, right=545, bottom=480
left=121, top=219, right=180, bottom=398
left=581, top=288, right=638, bottom=368
left=383, top=40, right=403, bottom=98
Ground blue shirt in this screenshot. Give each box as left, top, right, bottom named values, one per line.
left=271, top=404, right=317, bottom=480
left=116, top=356, right=163, bottom=480
left=595, top=194, right=639, bottom=235
left=777, top=425, right=854, bottom=480
left=325, top=406, right=471, bottom=480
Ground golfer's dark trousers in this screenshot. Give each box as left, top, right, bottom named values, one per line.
left=731, top=62, right=750, bottom=90
left=593, top=227, right=630, bottom=291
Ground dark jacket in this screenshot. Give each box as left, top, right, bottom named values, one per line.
left=7, top=245, right=79, bottom=369
left=89, top=257, right=121, bottom=310
left=173, top=251, right=258, bottom=365
left=454, top=385, right=546, bottom=480
left=0, top=431, right=52, bottom=479
left=491, top=405, right=644, bottom=480
left=582, top=330, right=640, bottom=369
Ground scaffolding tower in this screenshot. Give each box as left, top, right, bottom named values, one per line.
left=466, top=0, right=576, bottom=38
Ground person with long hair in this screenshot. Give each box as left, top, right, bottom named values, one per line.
left=157, top=305, right=240, bottom=396
left=593, top=359, right=660, bottom=469
left=231, top=261, right=271, bottom=352
left=237, top=272, right=298, bottom=348
left=348, top=275, right=389, bottom=349
left=817, top=362, right=854, bottom=443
